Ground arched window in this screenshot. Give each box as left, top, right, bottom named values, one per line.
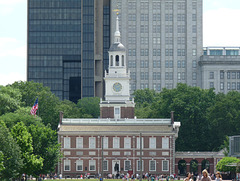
left=111, top=55, right=113, bottom=66
left=116, top=55, right=119, bottom=66
left=178, top=160, right=186, bottom=176
left=122, top=55, right=124, bottom=66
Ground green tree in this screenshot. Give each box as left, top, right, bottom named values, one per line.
left=10, top=81, right=60, bottom=129
left=0, top=152, right=4, bottom=173
left=57, top=100, right=84, bottom=118
left=0, top=107, right=43, bottom=129
left=133, top=88, right=157, bottom=106
left=216, top=157, right=240, bottom=172
left=28, top=124, right=61, bottom=175
left=0, top=85, right=22, bottom=116
left=77, top=97, right=100, bottom=118
left=208, top=91, right=240, bottom=150
left=11, top=122, right=43, bottom=178
left=219, top=136, right=229, bottom=157
left=0, top=121, right=23, bottom=180
left=151, top=83, right=216, bottom=151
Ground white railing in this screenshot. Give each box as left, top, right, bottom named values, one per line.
left=62, top=118, right=171, bottom=125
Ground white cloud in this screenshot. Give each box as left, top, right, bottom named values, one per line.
left=0, top=37, right=26, bottom=58
left=0, top=37, right=18, bottom=47
left=0, top=0, right=26, bottom=15
left=0, top=0, right=25, bottom=5
left=0, top=72, right=26, bottom=86
left=203, top=8, right=240, bottom=46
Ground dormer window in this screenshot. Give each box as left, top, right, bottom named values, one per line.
left=116, top=55, right=119, bottom=66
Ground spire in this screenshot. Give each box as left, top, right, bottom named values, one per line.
left=114, top=14, right=121, bottom=43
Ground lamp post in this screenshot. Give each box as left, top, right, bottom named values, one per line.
left=140, top=133, right=143, bottom=181
left=101, top=136, right=104, bottom=181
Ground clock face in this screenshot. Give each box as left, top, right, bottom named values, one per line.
left=113, top=82, right=122, bottom=92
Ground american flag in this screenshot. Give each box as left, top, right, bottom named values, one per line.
left=30, top=98, right=38, bottom=115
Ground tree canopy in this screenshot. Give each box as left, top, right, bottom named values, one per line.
left=1, top=80, right=240, bottom=178
left=216, top=157, right=240, bottom=172
left=134, top=83, right=240, bottom=151
left=0, top=121, right=23, bottom=180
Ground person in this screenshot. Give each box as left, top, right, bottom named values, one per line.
left=201, top=169, right=211, bottom=181
left=215, top=172, right=222, bottom=181
left=184, top=172, right=193, bottom=181
left=59, top=173, right=62, bottom=179
left=197, top=173, right=202, bottom=181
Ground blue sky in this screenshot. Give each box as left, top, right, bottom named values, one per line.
left=0, top=0, right=240, bottom=86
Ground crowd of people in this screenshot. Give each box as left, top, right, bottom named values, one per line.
left=20, top=169, right=223, bottom=180
left=184, top=169, right=222, bottom=181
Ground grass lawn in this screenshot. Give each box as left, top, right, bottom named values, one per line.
left=43, top=180, right=184, bottom=181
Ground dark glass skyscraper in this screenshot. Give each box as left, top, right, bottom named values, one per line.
left=27, top=0, right=110, bottom=102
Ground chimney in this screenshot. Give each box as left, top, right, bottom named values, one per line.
left=171, top=111, right=174, bottom=124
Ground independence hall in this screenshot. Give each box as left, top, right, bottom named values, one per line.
left=57, top=14, right=181, bottom=178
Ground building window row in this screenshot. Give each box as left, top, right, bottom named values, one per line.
left=64, top=137, right=169, bottom=149
left=153, top=84, right=161, bottom=91
left=140, top=83, right=149, bottom=89
left=165, top=61, right=173, bottom=68
left=140, top=72, right=149, bottom=80
left=165, top=72, right=173, bottom=80
left=177, top=2, right=185, bottom=10
left=153, top=14, right=161, bottom=21
left=165, top=14, right=173, bottom=21
left=153, top=72, right=161, bottom=80
left=177, top=60, right=186, bottom=68
left=222, top=82, right=240, bottom=90
left=64, top=159, right=169, bottom=172
left=140, top=14, right=149, bottom=21
left=178, top=72, right=186, bottom=80
left=140, top=60, right=149, bottom=68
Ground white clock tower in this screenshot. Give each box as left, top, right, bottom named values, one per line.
left=100, top=14, right=135, bottom=119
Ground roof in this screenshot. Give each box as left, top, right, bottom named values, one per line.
left=109, top=42, right=126, bottom=52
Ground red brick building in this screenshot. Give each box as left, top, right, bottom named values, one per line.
left=58, top=116, right=181, bottom=178
left=57, top=15, right=181, bottom=178
left=57, top=15, right=223, bottom=178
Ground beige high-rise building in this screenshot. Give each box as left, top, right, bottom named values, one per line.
left=110, top=0, right=203, bottom=93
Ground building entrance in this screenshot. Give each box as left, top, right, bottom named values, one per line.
left=112, top=160, right=120, bottom=175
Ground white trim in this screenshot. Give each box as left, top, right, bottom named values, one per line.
left=162, top=137, right=169, bottom=149
left=103, top=137, right=108, bottom=149
left=76, top=160, right=83, bottom=171
left=114, top=106, right=121, bottom=119
left=113, top=137, right=120, bottom=148
left=124, top=160, right=131, bottom=171
left=64, top=160, right=71, bottom=171
left=89, top=160, right=96, bottom=171
left=89, top=137, right=96, bottom=149
left=149, top=137, right=156, bottom=149
left=64, top=137, right=71, bottom=148
left=149, top=160, right=156, bottom=171
left=124, top=137, right=131, bottom=149
left=112, top=160, right=120, bottom=175
left=162, top=160, right=169, bottom=172
left=76, top=137, right=83, bottom=148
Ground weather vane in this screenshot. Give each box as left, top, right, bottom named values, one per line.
left=113, top=4, right=120, bottom=15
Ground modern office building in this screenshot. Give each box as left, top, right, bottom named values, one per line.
left=200, top=47, right=240, bottom=93
left=27, top=0, right=110, bottom=102
left=110, top=0, right=203, bottom=93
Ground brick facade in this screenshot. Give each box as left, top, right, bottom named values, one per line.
left=59, top=134, right=175, bottom=178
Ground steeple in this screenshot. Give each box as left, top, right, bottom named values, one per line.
left=114, top=15, right=121, bottom=43
left=99, top=8, right=135, bottom=119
